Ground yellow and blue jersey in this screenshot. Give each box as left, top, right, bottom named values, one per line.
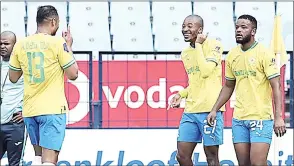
left=179, top=38, right=224, bottom=113
left=225, top=41, right=280, bottom=120
left=9, top=33, right=75, bottom=117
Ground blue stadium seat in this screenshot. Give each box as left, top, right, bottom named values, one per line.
left=69, top=2, right=111, bottom=51
left=277, top=2, right=293, bottom=51
left=26, top=2, right=67, bottom=37
left=152, top=2, right=192, bottom=51
left=194, top=2, right=236, bottom=51
left=1, top=2, right=26, bottom=38
left=110, top=2, right=153, bottom=51
left=235, top=2, right=275, bottom=47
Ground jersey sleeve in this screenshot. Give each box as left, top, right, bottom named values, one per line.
left=225, top=51, right=235, bottom=80
left=263, top=50, right=280, bottom=80
left=57, top=38, right=76, bottom=69
left=9, top=42, right=22, bottom=71
left=205, top=40, right=223, bottom=66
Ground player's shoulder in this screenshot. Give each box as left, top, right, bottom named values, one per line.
left=206, top=38, right=222, bottom=46
left=181, top=45, right=192, bottom=58
left=226, top=45, right=240, bottom=61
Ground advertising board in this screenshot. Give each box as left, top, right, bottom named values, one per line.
left=1, top=129, right=293, bottom=166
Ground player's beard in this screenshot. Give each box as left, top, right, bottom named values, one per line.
left=236, top=33, right=251, bottom=45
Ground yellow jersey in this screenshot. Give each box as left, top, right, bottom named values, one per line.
left=225, top=41, right=280, bottom=120
left=178, top=39, right=224, bottom=113
left=9, top=33, right=75, bottom=117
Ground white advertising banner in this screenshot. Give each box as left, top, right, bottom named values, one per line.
left=1, top=129, right=293, bottom=166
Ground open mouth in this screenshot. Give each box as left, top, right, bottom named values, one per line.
left=183, top=34, right=191, bottom=38
left=236, top=34, right=243, bottom=38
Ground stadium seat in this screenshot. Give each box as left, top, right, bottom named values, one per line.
left=277, top=2, right=293, bottom=51
left=152, top=2, right=192, bottom=51
left=193, top=2, right=236, bottom=51
left=235, top=2, right=275, bottom=47
left=26, top=2, right=67, bottom=37
left=110, top=2, right=153, bottom=51
left=1, top=2, right=26, bottom=38
left=69, top=2, right=111, bottom=51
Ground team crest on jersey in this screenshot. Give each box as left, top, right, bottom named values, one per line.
left=63, top=43, right=69, bottom=52
left=248, top=57, right=256, bottom=65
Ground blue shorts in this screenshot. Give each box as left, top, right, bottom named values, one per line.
left=177, top=112, right=224, bottom=146
left=232, top=118, right=274, bottom=145
left=23, top=114, right=66, bottom=151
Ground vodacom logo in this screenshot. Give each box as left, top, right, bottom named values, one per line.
left=66, top=70, right=91, bottom=125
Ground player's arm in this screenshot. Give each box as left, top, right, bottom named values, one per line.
left=58, top=41, right=78, bottom=80
left=9, top=43, right=23, bottom=83
left=210, top=52, right=236, bottom=113
left=178, top=86, right=189, bottom=99
left=194, top=41, right=223, bottom=78
left=263, top=51, right=282, bottom=119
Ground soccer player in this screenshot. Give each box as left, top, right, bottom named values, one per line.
left=8, top=5, right=79, bottom=166
left=169, top=15, right=224, bottom=166
left=207, top=14, right=286, bottom=166
left=1, top=31, right=25, bottom=166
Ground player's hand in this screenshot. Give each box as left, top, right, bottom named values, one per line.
left=62, top=26, right=73, bottom=47
left=12, top=112, right=23, bottom=123
left=167, top=94, right=181, bottom=110
left=195, top=32, right=209, bottom=44
left=274, top=117, right=286, bottom=137
left=207, top=111, right=217, bottom=127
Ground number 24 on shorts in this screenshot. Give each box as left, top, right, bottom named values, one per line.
left=250, top=120, right=263, bottom=131
left=27, top=52, right=45, bottom=83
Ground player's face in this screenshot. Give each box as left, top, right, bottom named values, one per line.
left=0, top=35, right=14, bottom=60
left=51, top=17, right=60, bottom=36
left=235, top=19, right=256, bottom=44
left=182, top=18, right=202, bottom=42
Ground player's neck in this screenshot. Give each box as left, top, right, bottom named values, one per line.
left=241, top=40, right=257, bottom=52
left=190, top=42, right=195, bottom=48
left=36, top=27, right=51, bottom=35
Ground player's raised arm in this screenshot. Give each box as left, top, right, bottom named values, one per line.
left=193, top=33, right=224, bottom=78
left=8, top=41, right=23, bottom=83
left=58, top=26, right=78, bottom=80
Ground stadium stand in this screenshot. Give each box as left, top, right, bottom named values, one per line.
left=110, top=2, right=153, bottom=52
left=235, top=2, right=275, bottom=47
left=1, top=2, right=26, bottom=38
left=152, top=2, right=192, bottom=51
left=69, top=2, right=111, bottom=52
left=193, top=2, right=236, bottom=51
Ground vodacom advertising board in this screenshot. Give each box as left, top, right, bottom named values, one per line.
left=65, top=55, right=242, bottom=128
left=65, top=54, right=285, bottom=128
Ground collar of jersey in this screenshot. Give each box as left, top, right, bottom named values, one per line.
left=240, top=41, right=258, bottom=52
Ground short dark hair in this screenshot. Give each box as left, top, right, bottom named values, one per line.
left=36, top=5, right=59, bottom=25
left=238, top=14, right=257, bottom=29
left=186, top=14, right=204, bottom=28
